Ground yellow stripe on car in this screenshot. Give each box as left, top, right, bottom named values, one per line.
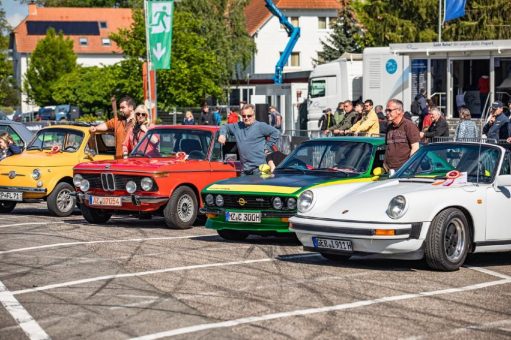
left=312, top=177, right=375, bottom=188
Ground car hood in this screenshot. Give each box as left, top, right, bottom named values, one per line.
left=1, top=150, right=79, bottom=167
left=205, top=172, right=372, bottom=195
left=74, top=157, right=208, bottom=173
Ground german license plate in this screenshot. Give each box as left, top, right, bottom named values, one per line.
left=225, top=211, right=261, bottom=223
left=89, top=195, right=122, bottom=207
left=0, top=191, right=22, bottom=201
left=313, top=237, right=353, bottom=252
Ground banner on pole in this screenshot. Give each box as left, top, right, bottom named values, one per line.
left=444, top=0, right=467, bottom=22
left=147, top=0, right=174, bottom=70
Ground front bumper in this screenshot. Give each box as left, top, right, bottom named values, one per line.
left=290, top=216, right=430, bottom=260
left=78, top=192, right=169, bottom=212
left=200, top=207, right=295, bottom=233
left=0, top=185, right=48, bottom=200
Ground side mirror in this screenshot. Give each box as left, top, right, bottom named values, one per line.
left=494, top=175, right=511, bottom=187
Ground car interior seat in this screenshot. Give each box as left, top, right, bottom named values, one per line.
left=179, top=139, right=202, bottom=154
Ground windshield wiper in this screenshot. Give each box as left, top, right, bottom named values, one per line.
left=310, top=167, right=350, bottom=175
left=276, top=167, right=306, bottom=174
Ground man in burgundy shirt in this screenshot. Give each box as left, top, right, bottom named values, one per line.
left=384, top=99, right=420, bottom=173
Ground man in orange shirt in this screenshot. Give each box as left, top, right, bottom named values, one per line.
left=90, top=96, right=136, bottom=159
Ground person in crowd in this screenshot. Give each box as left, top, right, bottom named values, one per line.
left=454, top=106, right=478, bottom=140
left=227, top=107, right=241, bottom=124
left=333, top=101, right=345, bottom=126
left=375, top=105, right=387, bottom=134
left=329, top=100, right=358, bottom=135
left=346, top=99, right=379, bottom=136
left=199, top=103, right=215, bottom=126
left=218, top=104, right=280, bottom=176
left=420, top=107, right=449, bottom=141
left=352, top=101, right=364, bottom=124
left=182, top=111, right=195, bottom=125
left=412, top=89, right=428, bottom=130
left=268, top=106, right=282, bottom=131
left=213, top=107, right=222, bottom=126
left=0, top=132, right=22, bottom=160
left=478, top=75, right=490, bottom=112
left=422, top=106, right=434, bottom=131
left=318, top=108, right=335, bottom=133
left=504, top=100, right=511, bottom=117
left=384, top=99, right=420, bottom=174
left=122, top=105, right=155, bottom=157
left=90, top=96, right=136, bottom=159
left=483, top=101, right=509, bottom=141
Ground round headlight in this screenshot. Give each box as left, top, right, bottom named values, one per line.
left=287, top=197, right=297, bottom=210
left=273, top=197, right=283, bottom=210
left=298, top=190, right=314, bottom=213
left=73, top=174, right=83, bottom=187
left=205, top=194, right=214, bottom=206
left=386, top=195, right=407, bottom=219
left=32, top=168, right=41, bottom=180
left=215, top=194, right=224, bottom=207
left=140, top=177, right=153, bottom=191
left=79, top=179, right=90, bottom=192
left=126, top=180, right=137, bottom=194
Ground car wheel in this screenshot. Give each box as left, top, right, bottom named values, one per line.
left=47, top=182, right=76, bottom=217
left=425, top=208, right=471, bottom=271
left=0, top=201, right=16, bottom=213
left=320, top=252, right=350, bottom=262
left=80, top=204, right=112, bottom=224
left=217, top=229, right=249, bottom=241
left=163, top=186, right=197, bottom=229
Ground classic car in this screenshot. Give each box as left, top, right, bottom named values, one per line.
left=73, top=125, right=240, bottom=229
left=290, top=141, right=511, bottom=271
left=0, top=124, right=115, bottom=216
left=201, top=137, right=386, bottom=240
left=0, top=120, right=34, bottom=150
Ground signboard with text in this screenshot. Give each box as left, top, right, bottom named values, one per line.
left=146, top=0, right=174, bottom=70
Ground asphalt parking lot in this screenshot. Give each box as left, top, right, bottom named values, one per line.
left=1, top=203, right=511, bottom=339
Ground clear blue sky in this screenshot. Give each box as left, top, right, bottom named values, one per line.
left=4, top=0, right=28, bottom=28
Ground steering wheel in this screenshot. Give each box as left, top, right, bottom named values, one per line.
left=188, top=150, right=206, bottom=160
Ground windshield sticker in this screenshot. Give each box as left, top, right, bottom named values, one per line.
left=432, top=170, right=467, bottom=186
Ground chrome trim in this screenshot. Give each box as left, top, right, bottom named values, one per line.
left=101, top=173, right=115, bottom=191
left=0, top=186, right=46, bottom=193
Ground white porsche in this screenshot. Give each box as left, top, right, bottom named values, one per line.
left=289, top=142, right=511, bottom=271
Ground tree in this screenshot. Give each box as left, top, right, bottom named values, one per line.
left=316, top=0, right=366, bottom=64
left=0, top=6, right=18, bottom=107
left=24, top=28, right=77, bottom=106
left=19, top=0, right=134, bottom=7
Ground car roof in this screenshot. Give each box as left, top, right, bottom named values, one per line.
left=0, top=120, right=34, bottom=143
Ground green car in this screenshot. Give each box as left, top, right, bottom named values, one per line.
left=201, top=137, right=386, bottom=240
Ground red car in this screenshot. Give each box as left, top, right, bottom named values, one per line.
left=73, top=125, right=240, bottom=228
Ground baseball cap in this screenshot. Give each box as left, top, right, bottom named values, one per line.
left=323, top=108, right=332, bottom=113
left=491, top=101, right=503, bottom=109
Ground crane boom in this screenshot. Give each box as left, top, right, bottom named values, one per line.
left=264, top=0, right=301, bottom=84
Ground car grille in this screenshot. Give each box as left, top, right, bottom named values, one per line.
left=81, top=173, right=157, bottom=192
left=218, top=195, right=272, bottom=209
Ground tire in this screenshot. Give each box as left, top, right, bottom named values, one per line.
left=320, top=252, right=351, bottom=262
left=80, top=204, right=112, bottom=224
left=47, top=182, right=76, bottom=217
left=425, top=208, right=471, bottom=271
left=0, top=201, right=16, bottom=213
left=217, top=229, right=249, bottom=241
left=163, top=186, right=197, bottom=229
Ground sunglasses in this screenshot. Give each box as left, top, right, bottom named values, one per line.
left=136, top=112, right=147, bottom=117
left=242, top=114, right=254, bottom=118
left=385, top=108, right=398, bottom=113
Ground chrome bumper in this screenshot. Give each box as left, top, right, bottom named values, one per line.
left=0, top=186, right=47, bottom=194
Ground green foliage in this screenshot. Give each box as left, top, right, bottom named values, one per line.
left=77, top=113, right=107, bottom=123
left=0, top=6, right=18, bottom=107
left=19, top=0, right=135, bottom=7
left=24, top=28, right=77, bottom=106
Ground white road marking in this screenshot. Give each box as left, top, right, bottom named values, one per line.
left=0, top=279, right=50, bottom=340
left=0, top=234, right=218, bottom=255
left=466, top=265, right=511, bottom=279
left=130, top=277, right=511, bottom=339
left=0, top=222, right=65, bottom=229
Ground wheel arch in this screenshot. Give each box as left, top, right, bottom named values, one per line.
left=434, top=205, right=475, bottom=250
left=171, top=183, right=201, bottom=204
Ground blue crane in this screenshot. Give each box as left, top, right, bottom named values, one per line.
left=264, top=0, right=301, bottom=84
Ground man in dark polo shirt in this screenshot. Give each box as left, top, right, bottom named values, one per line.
left=384, top=99, right=420, bottom=173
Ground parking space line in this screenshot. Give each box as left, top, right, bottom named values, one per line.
left=130, top=277, right=511, bottom=339
left=466, top=266, right=511, bottom=279
left=0, top=222, right=65, bottom=229
left=0, top=234, right=218, bottom=255
left=0, top=279, right=50, bottom=340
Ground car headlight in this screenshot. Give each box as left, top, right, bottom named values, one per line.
left=273, top=197, right=283, bottom=210
left=79, top=179, right=90, bottom=192
left=32, top=168, right=41, bottom=180
left=287, top=197, right=297, bottom=210
left=386, top=195, right=407, bottom=219
left=73, top=174, right=83, bottom=187
left=298, top=190, right=314, bottom=213
left=126, top=180, right=137, bottom=194
left=215, top=194, right=224, bottom=207
left=140, top=177, right=153, bottom=191
left=205, top=194, right=214, bottom=206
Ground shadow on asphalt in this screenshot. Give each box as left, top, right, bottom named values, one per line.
left=194, top=234, right=302, bottom=246
left=465, top=252, right=511, bottom=267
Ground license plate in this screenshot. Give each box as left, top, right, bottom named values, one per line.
left=225, top=211, right=261, bottom=223
left=0, top=191, right=22, bottom=201
left=89, top=195, right=122, bottom=207
left=313, top=237, right=353, bottom=252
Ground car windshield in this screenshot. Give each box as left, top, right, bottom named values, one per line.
left=395, top=143, right=501, bottom=184
left=27, top=128, right=84, bottom=152
left=276, top=140, right=374, bottom=176
left=131, top=128, right=212, bottom=160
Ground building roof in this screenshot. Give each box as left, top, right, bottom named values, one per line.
left=245, top=0, right=341, bottom=36
left=11, top=5, right=133, bottom=54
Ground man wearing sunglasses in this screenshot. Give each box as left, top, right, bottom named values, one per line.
left=218, top=103, right=280, bottom=175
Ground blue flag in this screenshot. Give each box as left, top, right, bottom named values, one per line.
left=444, top=0, right=467, bottom=21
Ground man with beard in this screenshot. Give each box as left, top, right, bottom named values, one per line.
left=90, top=96, right=136, bottom=159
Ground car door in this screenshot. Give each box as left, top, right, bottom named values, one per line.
left=209, top=134, right=241, bottom=180
left=486, top=150, right=511, bottom=241
left=85, top=133, right=116, bottom=161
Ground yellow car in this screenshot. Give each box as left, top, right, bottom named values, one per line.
left=0, top=124, right=115, bottom=216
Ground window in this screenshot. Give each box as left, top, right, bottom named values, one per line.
left=329, top=17, right=338, bottom=28
left=318, top=17, right=327, bottom=29
left=290, top=17, right=299, bottom=27
left=0, top=126, right=22, bottom=147
left=309, top=79, right=326, bottom=98
left=279, top=52, right=300, bottom=67
left=99, top=21, right=107, bottom=29
left=79, top=37, right=88, bottom=46
left=102, top=38, right=111, bottom=46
